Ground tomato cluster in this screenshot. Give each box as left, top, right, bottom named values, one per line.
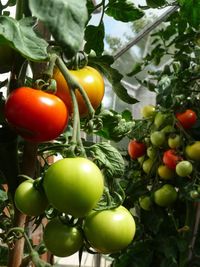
left=128, top=106, right=200, bottom=208
left=14, top=157, right=136, bottom=257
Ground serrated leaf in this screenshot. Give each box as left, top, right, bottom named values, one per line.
left=106, top=0, right=144, bottom=22
left=89, top=55, right=138, bottom=104
left=84, top=24, right=104, bottom=56
left=127, top=62, right=143, bottom=76
left=29, top=0, right=88, bottom=58
left=90, top=142, right=125, bottom=178
left=0, top=16, right=48, bottom=61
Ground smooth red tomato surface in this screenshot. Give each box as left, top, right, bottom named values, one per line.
left=14, top=180, right=48, bottom=216
left=176, top=109, right=197, bottom=129
left=4, top=87, right=68, bottom=142
left=43, top=217, right=83, bottom=257
left=83, top=206, right=136, bottom=254
left=43, top=157, right=104, bottom=218
left=128, top=140, right=146, bottom=160
left=163, top=149, right=182, bottom=170
left=53, top=66, right=105, bottom=117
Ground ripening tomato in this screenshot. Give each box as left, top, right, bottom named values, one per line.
left=185, top=141, right=200, bottom=161
left=128, top=140, right=146, bottom=160
left=53, top=66, right=105, bottom=117
left=168, top=134, right=181, bottom=149
left=43, top=217, right=83, bottom=257
left=163, top=149, right=182, bottom=170
left=43, top=157, right=104, bottom=218
left=14, top=179, right=48, bottom=216
left=4, top=87, right=68, bottom=142
left=157, top=165, right=175, bottom=180
left=176, top=109, right=197, bottom=129
left=140, top=105, right=155, bottom=118
left=83, top=206, right=136, bottom=254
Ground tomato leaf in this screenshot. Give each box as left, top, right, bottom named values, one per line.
left=96, top=109, right=134, bottom=142
left=84, top=24, right=105, bottom=56
left=178, top=0, right=200, bottom=29
left=89, top=55, right=138, bottom=104
left=29, top=0, right=88, bottom=58
left=90, top=142, right=125, bottom=179
left=105, top=0, right=144, bottom=22
left=0, top=16, right=48, bottom=61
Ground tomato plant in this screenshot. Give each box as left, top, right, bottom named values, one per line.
left=139, top=196, right=152, bottom=211
left=43, top=157, right=104, bottom=218
left=83, top=206, right=136, bottom=254
left=53, top=66, right=105, bottom=117
left=4, top=87, right=68, bottom=142
left=128, top=140, right=146, bottom=160
left=163, top=149, right=182, bottom=170
left=168, top=134, right=181, bottom=149
left=176, top=109, right=197, bottom=129
left=142, top=158, right=154, bottom=174
left=0, top=44, right=14, bottom=73
left=43, top=217, right=83, bottom=257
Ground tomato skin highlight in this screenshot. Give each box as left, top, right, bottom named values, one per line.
left=163, top=149, right=182, bottom=170
left=53, top=66, right=105, bottom=117
left=14, top=180, right=48, bottom=216
left=43, top=217, right=83, bottom=257
left=4, top=87, right=68, bottom=142
left=176, top=109, right=197, bottom=129
left=128, top=140, right=146, bottom=160
left=83, top=206, right=136, bottom=254
left=43, top=157, right=104, bottom=218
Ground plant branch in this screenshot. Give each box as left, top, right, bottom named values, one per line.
left=114, top=5, right=179, bottom=61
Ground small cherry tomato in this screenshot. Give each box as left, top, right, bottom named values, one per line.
left=175, top=160, right=193, bottom=177
left=154, top=184, right=178, bottom=207
left=128, top=140, right=146, bottom=160
left=176, top=109, right=197, bottom=129
left=4, top=87, right=68, bottom=142
left=163, top=149, right=182, bottom=170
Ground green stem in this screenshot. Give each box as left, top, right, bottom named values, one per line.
left=15, top=0, right=24, bottom=20
left=55, top=56, right=95, bottom=118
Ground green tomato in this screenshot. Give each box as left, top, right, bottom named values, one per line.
left=83, top=206, right=136, bottom=254
left=43, top=217, right=83, bottom=257
left=157, top=165, right=175, bottom=180
left=142, top=158, right=154, bottom=174
left=14, top=179, right=48, bottom=216
left=161, top=125, right=174, bottom=134
left=190, top=190, right=199, bottom=199
left=141, top=105, right=155, bottom=118
left=154, top=184, right=177, bottom=207
left=154, top=112, right=167, bottom=129
left=139, top=196, right=152, bottom=211
left=185, top=141, right=200, bottom=161
left=175, top=161, right=193, bottom=177
left=150, top=131, right=165, bottom=147
left=168, top=134, right=181, bottom=149
left=43, top=157, right=104, bottom=218
left=147, top=146, right=157, bottom=159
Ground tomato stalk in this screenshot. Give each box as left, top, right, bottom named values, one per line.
left=55, top=56, right=95, bottom=119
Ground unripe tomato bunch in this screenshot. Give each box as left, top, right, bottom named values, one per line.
left=14, top=157, right=136, bottom=257
left=128, top=105, right=200, bottom=209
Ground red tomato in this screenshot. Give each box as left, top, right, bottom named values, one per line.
left=176, top=109, right=197, bottom=129
left=128, top=140, right=146, bottom=160
left=163, top=149, right=182, bottom=170
left=4, top=87, right=68, bottom=142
